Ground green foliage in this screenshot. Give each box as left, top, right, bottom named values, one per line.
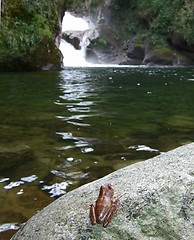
left=89, top=0, right=104, bottom=7
left=67, top=0, right=104, bottom=10
left=1, top=0, right=193, bottom=69
left=172, top=0, right=194, bottom=42
left=0, top=0, right=67, bottom=68
left=67, top=0, right=88, bottom=9
left=111, top=0, right=194, bottom=45
left=90, top=37, right=114, bottom=50
left=110, top=0, right=146, bottom=39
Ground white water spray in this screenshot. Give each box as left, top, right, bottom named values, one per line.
left=59, top=12, right=97, bottom=67
left=61, top=12, right=89, bottom=32
left=59, top=12, right=132, bottom=68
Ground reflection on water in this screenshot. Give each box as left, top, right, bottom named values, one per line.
left=0, top=67, right=194, bottom=239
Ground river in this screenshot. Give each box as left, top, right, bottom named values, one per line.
left=0, top=66, right=194, bottom=239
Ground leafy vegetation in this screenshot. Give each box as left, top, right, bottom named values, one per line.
left=111, top=0, right=194, bottom=45
left=89, top=0, right=104, bottom=7
left=90, top=37, right=114, bottom=50
left=0, top=0, right=67, bottom=70
left=0, top=0, right=193, bottom=70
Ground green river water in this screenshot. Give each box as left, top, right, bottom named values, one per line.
left=0, top=66, right=194, bottom=239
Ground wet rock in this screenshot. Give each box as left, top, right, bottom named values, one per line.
left=172, top=52, right=194, bottom=66
left=11, top=143, right=194, bottom=240
left=29, top=38, right=63, bottom=70
left=62, top=34, right=81, bottom=50
left=169, top=33, right=194, bottom=53
left=119, top=58, right=143, bottom=65
left=143, top=50, right=173, bottom=65
left=120, top=36, right=174, bottom=66
left=87, top=25, right=125, bottom=64
left=143, top=38, right=173, bottom=65
left=119, top=35, right=194, bottom=66
left=126, top=44, right=144, bottom=60
left=120, top=36, right=144, bottom=65
left=85, top=48, right=99, bottom=64
left=0, top=143, right=35, bottom=173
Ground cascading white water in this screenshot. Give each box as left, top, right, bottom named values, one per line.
left=59, top=11, right=130, bottom=68
left=59, top=12, right=97, bottom=67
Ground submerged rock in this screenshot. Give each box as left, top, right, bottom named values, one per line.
left=11, top=143, right=194, bottom=239
left=0, top=143, right=35, bottom=173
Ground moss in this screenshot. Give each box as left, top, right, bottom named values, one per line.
left=89, top=0, right=104, bottom=7
left=133, top=34, right=149, bottom=45
left=90, top=37, right=114, bottom=50
left=155, top=46, right=174, bottom=59
left=1, top=0, right=193, bottom=70
left=26, top=37, right=62, bottom=70
left=0, top=39, right=62, bottom=71
left=0, top=0, right=66, bottom=71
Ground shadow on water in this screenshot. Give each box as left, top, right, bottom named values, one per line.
left=0, top=66, right=194, bottom=239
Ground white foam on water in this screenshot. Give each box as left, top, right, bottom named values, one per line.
left=0, top=178, right=9, bottom=183
left=3, top=175, right=38, bottom=190
left=0, top=223, right=20, bottom=232
left=4, top=181, right=24, bottom=190
left=21, top=175, right=38, bottom=182
left=42, top=182, right=69, bottom=197
left=128, top=145, right=159, bottom=152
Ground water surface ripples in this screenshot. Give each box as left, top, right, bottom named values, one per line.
left=0, top=67, right=194, bottom=239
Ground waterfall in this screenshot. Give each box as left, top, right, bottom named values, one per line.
left=59, top=12, right=97, bottom=67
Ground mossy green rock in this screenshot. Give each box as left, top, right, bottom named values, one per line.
left=0, top=38, right=62, bottom=71
left=12, top=143, right=194, bottom=239
left=27, top=38, right=63, bottom=71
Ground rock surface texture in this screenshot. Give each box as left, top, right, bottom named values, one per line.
left=12, top=143, right=194, bottom=240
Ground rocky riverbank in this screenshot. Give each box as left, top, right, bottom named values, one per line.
left=1, top=1, right=193, bottom=71
left=83, top=1, right=194, bottom=66
left=12, top=143, right=194, bottom=240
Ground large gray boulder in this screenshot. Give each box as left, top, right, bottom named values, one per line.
left=12, top=143, right=194, bottom=240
